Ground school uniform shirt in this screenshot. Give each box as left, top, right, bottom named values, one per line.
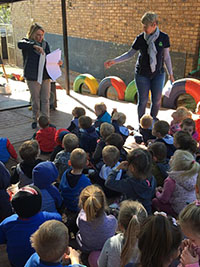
left=132, top=31, right=170, bottom=78
left=155, top=134, right=176, bottom=159
left=25, top=252, right=86, bottom=267
left=0, top=212, right=62, bottom=267
left=105, top=170, right=156, bottom=214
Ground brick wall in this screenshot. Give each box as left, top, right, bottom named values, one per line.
left=11, top=0, right=200, bottom=77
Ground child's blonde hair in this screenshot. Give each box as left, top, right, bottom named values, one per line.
left=140, top=114, right=153, bottom=129
left=112, top=111, right=126, bottom=126
left=172, top=106, right=191, bottom=122
left=118, top=200, right=147, bottom=267
left=100, top=122, right=115, bottom=140
left=79, top=185, right=106, bottom=222
left=19, top=140, right=39, bottom=161
left=95, top=102, right=107, bottom=113
left=62, top=133, right=79, bottom=152
left=70, top=148, right=87, bottom=169
left=102, top=145, right=120, bottom=167
left=169, top=150, right=200, bottom=178
left=30, top=220, right=69, bottom=262
left=179, top=202, right=200, bottom=235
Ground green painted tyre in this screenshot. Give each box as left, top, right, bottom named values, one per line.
left=124, top=80, right=137, bottom=103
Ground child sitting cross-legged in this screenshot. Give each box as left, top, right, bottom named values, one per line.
left=92, top=122, right=115, bottom=168
left=25, top=220, right=86, bottom=267
left=54, top=133, right=79, bottom=180
left=169, top=106, right=192, bottom=136
left=105, top=148, right=156, bottom=215
left=139, top=114, right=156, bottom=146
left=76, top=185, right=117, bottom=266
left=98, top=200, right=147, bottom=267
left=111, top=109, right=129, bottom=142
left=78, top=115, right=98, bottom=154
left=10, top=140, right=43, bottom=188
left=148, top=142, right=169, bottom=187
left=67, top=106, right=86, bottom=135
left=33, top=161, right=63, bottom=213
left=0, top=185, right=62, bottom=267
left=35, top=115, right=57, bottom=154
left=91, top=145, right=123, bottom=199
left=59, top=148, right=91, bottom=235
left=152, top=149, right=200, bottom=217
left=152, top=120, right=176, bottom=159
left=94, top=102, right=111, bottom=133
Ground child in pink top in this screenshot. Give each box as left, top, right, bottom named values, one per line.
left=170, top=106, right=191, bottom=136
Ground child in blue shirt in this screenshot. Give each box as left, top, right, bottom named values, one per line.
left=94, top=102, right=111, bottom=132
left=25, top=220, right=86, bottom=267
left=33, top=161, right=63, bottom=213
left=0, top=185, right=61, bottom=267
left=67, top=106, right=86, bottom=135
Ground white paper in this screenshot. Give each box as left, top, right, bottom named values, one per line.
left=46, top=49, right=62, bottom=81
left=163, top=80, right=173, bottom=98
left=37, top=53, right=46, bottom=84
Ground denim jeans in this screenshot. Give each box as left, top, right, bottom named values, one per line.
left=135, top=72, right=165, bottom=121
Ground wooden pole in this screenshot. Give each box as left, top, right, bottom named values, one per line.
left=61, top=0, right=70, bottom=95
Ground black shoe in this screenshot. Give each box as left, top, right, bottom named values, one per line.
left=31, top=122, right=37, bottom=129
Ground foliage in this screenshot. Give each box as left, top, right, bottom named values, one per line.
left=0, top=4, right=11, bottom=24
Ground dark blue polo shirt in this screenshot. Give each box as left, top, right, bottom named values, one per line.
left=132, top=31, right=170, bottom=78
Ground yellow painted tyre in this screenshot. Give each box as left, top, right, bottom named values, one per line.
left=73, top=74, right=99, bottom=95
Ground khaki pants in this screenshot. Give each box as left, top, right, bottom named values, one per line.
left=27, top=79, right=50, bottom=122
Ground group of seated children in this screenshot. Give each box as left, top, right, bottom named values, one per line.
left=1, top=102, right=200, bottom=267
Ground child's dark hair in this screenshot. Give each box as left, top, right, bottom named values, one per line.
left=38, top=115, right=49, bottom=128
left=118, top=200, right=147, bottom=267
left=78, top=115, right=92, bottom=129
left=19, top=140, right=39, bottom=161
left=153, top=120, right=169, bottom=137
left=181, top=118, right=196, bottom=131
left=72, top=107, right=86, bottom=118
left=138, top=214, right=182, bottom=267
left=127, top=148, right=152, bottom=179
left=105, top=133, right=124, bottom=150
left=174, top=130, right=197, bottom=154
left=148, top=142, right=167, bottom=162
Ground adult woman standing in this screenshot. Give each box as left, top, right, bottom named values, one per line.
left=105, top=12, right=174, bottom=122
left=18, top=24, right=60, bottom=129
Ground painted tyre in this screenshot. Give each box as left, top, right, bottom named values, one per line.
left=73, top=74, right=99, bottom=94
left=124, top=80, right=137, bottom=102
left=162, top=78, right=200, bottom=109
left=98, top=76, right=126, bottom=100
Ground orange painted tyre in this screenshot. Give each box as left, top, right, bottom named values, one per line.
left=98, top=76, right=126, bottom=100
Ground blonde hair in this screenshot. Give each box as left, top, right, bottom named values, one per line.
left=140, top=114, right=153, bottom=129
left=27, top=23, right=44, bottom=40
left=118, top=200, right=147, bottom=267
left=117, top=112, right=126, bottom=126
left=100, top=122, right=115, bottom=140
left=19, top=140, right=39, bottom=161
left=169, top=150, right=200, bottom=178
left=95, top=102, right=107, bottom=113
left=179, top=202, right=200, bottom=235
left=102, top=145, right=120, bottom=167
left=172, top=106, right=192, bottom=122
left=70, top=148, right=87, bottom=169
left=30, top=220, right=69, bottom=262
left=141, top=12, right=158, bottom=26
left=79, top=185, right=106, bottom=221
left=62, top=133, right=79, bottom=152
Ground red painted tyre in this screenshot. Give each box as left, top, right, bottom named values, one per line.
left=98, top=76, right=126, bottom=100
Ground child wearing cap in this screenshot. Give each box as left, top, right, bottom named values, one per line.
left=25, top=220, right=86, bottom=267
left=33, top=161, right=63, bottom=213
left=0, top=185, right=61, bottom=267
